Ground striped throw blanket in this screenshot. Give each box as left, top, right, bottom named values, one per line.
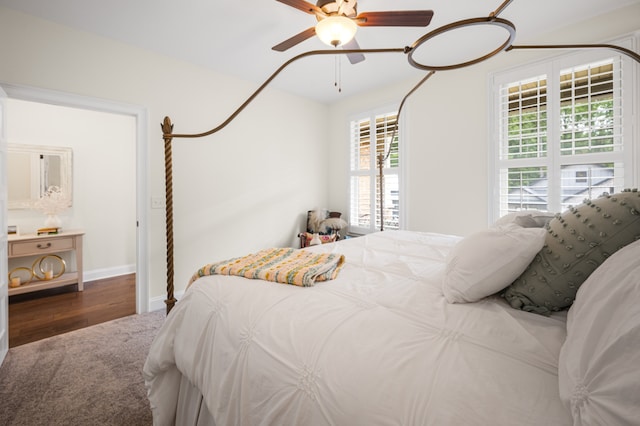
left=189, top=248, right=345, bottom=287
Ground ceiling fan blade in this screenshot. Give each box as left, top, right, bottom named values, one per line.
left=343, top=38, right=365, bottom=64
left=272, top=27, right=317, bottom=52
left=356, top=10, right=434, bottom=27
left=275, top=0, right=324, bottom=15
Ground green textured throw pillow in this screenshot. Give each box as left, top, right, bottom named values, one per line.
left=503, top=189, right=640, bottom=315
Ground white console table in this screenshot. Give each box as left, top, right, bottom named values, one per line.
left=7, top=230, right=84, bottom=296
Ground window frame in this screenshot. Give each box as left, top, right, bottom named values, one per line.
left=488, top=35, right=639, bottom=223
left=347, top=103, right=406, bottom=235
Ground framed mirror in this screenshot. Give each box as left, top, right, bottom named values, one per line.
left=7, top=144, right=73, bottom=209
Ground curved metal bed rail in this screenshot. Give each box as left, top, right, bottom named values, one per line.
left=161, top=11, right=640, bottom=314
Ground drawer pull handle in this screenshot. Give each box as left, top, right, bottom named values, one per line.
left=37, top=243, right=52, bottom=249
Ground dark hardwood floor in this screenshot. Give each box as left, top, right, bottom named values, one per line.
left=8, top=273, right=136, bottom=348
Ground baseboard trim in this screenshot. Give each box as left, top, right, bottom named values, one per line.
left=84, top=265, right=184, bottom=313
left=83, top=264, right=136, bottom=283
left=149, top=289, right=185, bottom=312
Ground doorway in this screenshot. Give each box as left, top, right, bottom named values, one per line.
left=1, top=83, right=149, bottom=322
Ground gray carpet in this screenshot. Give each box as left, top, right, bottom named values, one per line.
left=0, top=310, right=166, bottom=426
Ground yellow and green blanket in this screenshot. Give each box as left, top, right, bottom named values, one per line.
left=189, top=248, right=345, bottom=288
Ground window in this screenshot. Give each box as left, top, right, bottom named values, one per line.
left=575, top=170, right=588, bottom=183
left=349, top=108, right=401, bottom=234
left=490, top=40, right=637, bottom=220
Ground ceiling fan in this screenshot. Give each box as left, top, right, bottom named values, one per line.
left=272, top=0, right=433, bottom=64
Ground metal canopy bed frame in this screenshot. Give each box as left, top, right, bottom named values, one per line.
left=161, top=0, right=640, bottom=314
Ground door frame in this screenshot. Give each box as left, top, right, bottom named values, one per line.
left=0, top=85, right=8, bottom=364
left=0, top=82, right=150, bottom=313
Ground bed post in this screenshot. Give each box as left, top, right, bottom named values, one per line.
left=162, top=116, right=177, bottom=314
left=378, top=153, right=385, bottom=232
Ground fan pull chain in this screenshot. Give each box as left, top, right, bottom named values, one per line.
left=334, top=55, right=342, bottom=93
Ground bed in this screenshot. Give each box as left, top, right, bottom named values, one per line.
left=143, top=190, right=640, bottom=425
left=148, top=5, right=640, bottom=420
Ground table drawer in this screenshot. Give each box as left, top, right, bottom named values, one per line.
left=10, top=236, right=74, bottom=257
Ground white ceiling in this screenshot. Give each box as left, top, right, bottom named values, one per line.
left=1, top=0, right=638, bottom=103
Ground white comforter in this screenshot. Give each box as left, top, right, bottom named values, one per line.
left=144, top=231, right=571, bottom=425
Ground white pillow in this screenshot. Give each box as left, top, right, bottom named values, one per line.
left=493, top=210, right=555, bottom=228
left=558, top=239, right=640, bottom=425
left=442, top=224, right=546, bottom=303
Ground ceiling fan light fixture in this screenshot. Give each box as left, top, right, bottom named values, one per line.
left=315, top=15, right=357, bottom=47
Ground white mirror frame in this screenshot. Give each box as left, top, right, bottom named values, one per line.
left=7, top=143, right=73, bottom=209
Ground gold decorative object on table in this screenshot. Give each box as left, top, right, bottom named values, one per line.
left=8, top=267, right=33, bottom=288
left=31, top=254, right=66, bottom=281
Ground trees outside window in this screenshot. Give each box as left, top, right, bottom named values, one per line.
left=490, top=40, right=637, bottom=221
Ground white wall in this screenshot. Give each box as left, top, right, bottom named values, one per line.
left=6, top=99, right=137, bottom=276
left=0, top=7, right=330, bottom=304
left=328, top=3, right=640, bottom=237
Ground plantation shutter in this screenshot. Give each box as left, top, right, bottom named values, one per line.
left=496, top=55, right=626, bottom=217
left=350, top=110, right=400, bottom=233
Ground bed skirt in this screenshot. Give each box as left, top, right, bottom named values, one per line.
left=176, top=373, right=216, bottom=426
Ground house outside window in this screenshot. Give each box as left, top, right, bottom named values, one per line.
left=574, top=170, right=588, bottom=183
left=489, top=38, right=638, bottom=221
left=349, top=107, right=401, bottom=234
